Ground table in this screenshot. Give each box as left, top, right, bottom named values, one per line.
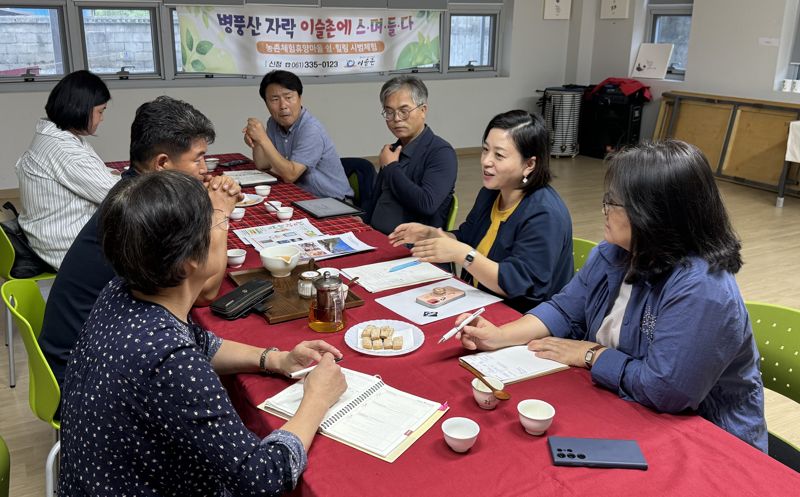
left=192, top=227, right=800, bottom=496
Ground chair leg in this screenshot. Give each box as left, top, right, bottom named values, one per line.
left=5, top=305, right=14, bottom=388
left=46, top=439, right=60, bottom=497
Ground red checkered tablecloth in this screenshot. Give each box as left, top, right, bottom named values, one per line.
left=105, top=153, right=369, bottom=249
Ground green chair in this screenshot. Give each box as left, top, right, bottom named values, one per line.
left=1, top=279, right=60, bottom=496
left=0, top=227, right=56, bottom=388
left=0, top=434, right=9, bottom=497
left=745, top=301, right=800, bottom=471
left=445, top=194, right=459, bottom=231
left=572, top=237, right=598, bottom=274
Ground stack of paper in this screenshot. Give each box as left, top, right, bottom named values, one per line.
left=340, top=257, right=452, bottom=293
left=223, top=169, right=278, bottom=186
left=375, top=278, right=502, bottom=324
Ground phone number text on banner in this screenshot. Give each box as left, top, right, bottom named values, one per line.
left=176, top=6, right=440, bottom=76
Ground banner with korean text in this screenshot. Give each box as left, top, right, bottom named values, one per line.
left=175, top=6, right=441, bottom=75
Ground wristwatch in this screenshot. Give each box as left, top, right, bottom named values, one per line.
left=259, top=347, right=280, bottom=373
left=463, top=249, right=477, bottom=268
left=584, top=344, right=605, bottom=369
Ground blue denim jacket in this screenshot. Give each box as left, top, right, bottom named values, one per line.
left=530, top=242, right=768, bottom=451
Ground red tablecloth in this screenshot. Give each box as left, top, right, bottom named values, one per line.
left=106, top=153, right=370, bottom=249
left=192, top=230, right=800, bottom=496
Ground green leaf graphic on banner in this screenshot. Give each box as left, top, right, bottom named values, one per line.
left=196, top=41, right=213, bottom=55
left=202, top=13, right=209, bottom=29
left=186, top=30, right=194, bottom=52
left=191, top=59, right=206, bottom=71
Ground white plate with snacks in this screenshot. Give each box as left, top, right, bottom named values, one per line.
left=344, top=319, right=424, bottom=357
left=235, top=193, right=264, bottom=208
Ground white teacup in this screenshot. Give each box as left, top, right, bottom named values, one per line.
left=471, top=377, right=504, bottom=410
left=226, top=248, right=246, bottom=268
left=276, top=206, right=294, bottom=221
left=442, top=417, right=479, bottom=453
left=205, top=158, right=219, bottom=171
left=265, top=200, right=282, bottom=212
left=229, top=207, right=245, bottom=221
left=255, top=185, right=271, bottom=196
left=517, top=399, right=555, bottom=436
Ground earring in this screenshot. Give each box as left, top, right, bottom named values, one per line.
left=522, top=176, right=528, bottom=184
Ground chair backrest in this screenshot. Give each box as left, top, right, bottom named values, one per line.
left=572, top=237, right=598, bottom=274
left=341, top=157, right=377, bottom=208
left=1, top=280, right=60, bottom=430
left=445, top=194, right=459, bottom=231
left=0, top=227, right=15, bottom=281
left=745, top=301, right=800, bottom=404
left=0, top=433, right=8, bottom=497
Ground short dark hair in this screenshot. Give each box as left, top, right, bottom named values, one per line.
left=605, top=140, right=743, bottom=283
left=259, top=70, right=303, bottom=101
left=380, top=75, right=428, bottom=106
left=129, top=96, right=216, bottom=171
left=45, top=70, right=110, bottom=132
left=482, top=110, right=551, bottom=192
left=99, top=170, right=213, bottom=295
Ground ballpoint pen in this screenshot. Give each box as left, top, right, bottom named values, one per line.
left=288, top=356, right=344, bottom=379
left=438, top=307, right=486, bottom=344
left=388, top=259, right=422, bottom=272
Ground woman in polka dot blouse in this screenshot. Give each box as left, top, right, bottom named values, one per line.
left=58, top=170, right=347, bottom=496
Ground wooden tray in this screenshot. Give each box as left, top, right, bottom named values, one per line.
left=228, top=264, right=364, bottom=324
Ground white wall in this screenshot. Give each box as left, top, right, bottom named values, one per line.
left=0, top=0, right=571, bottom=190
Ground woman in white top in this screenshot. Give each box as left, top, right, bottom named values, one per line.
left=15, top=70, right=120, bottom=269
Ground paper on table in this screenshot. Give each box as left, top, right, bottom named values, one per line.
left=223, top=169, right=278, bottom=186
left=375, top=278, right=502, bottom=324
left=340, top=257, right=451, bottom=293
left=459, top=345, right=568, bottom=385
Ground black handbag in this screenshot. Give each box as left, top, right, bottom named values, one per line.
left=0, top=202, right=56, bottom=278
left=210, top=279, right=274, bottom=320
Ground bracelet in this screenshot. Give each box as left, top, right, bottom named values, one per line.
left=259, top=347, right=279, bottom=373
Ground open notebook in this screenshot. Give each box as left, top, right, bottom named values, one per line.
left=258, top=368, right=447, bottom=462
left=459, top=345, right=569, bottom=385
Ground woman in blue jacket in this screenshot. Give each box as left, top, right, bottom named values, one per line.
left=389, top=110, right=573, bottom=312
left=456, top=140, right=767, bottom=451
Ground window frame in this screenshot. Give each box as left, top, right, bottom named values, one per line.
left=644, top=3, right=693, bottom=81
left=0, top=1, right=71, bottom=82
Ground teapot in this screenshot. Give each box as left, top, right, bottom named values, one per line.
left=308, top=270, right=345, bottom=333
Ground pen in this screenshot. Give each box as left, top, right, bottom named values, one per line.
left=438, top=307, right=486, bottom=344
left=388, top=260, right=421, bottom=272
left=288, top=356, right=344, bottom=379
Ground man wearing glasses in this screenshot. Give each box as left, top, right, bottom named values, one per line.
left=244, top=70, right=353, bottom=200
left=366, top=75, right=457, bottom=235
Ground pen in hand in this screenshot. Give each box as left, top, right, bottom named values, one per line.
left=288, top=356, right=344, bottom=379
left=438, top=307, right=486, bottom=344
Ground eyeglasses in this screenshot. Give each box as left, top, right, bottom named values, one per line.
left=381, top=104, right=423, bottom=121
left=601, top=192, right=625, bottom=216
left=212, top=211, right=230, bottom=231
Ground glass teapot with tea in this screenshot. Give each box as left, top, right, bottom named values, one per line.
left=308, top=270, right=345, bottom=333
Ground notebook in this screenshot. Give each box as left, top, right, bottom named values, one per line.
left=292, top=198, right=364, bottom=219
left=259, top=368, right=447, bottom=462
left=459, top=345, right=568, bottom=385
left=222, top=169, right=278, bottom=186
left=340, top=257, right=452, bottom=293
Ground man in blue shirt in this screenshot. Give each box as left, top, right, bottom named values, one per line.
left=366, top=75, right=458, bottom=235
left=244, top=70, right=352, bottom=200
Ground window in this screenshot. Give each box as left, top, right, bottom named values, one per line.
left=0, top=6, right=67, bottom=79
left=646, top=2, right=693, bottom=79
left=449, top=14, right=496, bottom=70
left=80, top=7, right=158, bottom=75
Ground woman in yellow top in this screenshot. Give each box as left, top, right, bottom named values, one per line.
left=388, top=110, right=574, bottom=312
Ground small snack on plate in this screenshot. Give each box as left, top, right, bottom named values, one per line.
left=370, top=327, right=381, bottom=340
left=383, top=338, right=393, bottom=349
left=392, top=336, right=403, bottom=350
left=361, top=325, right=378, bottom=339
left=371, top=339, right=383, bottom=350
left=379, top=325, right=395, bottom=339
left=361, top=337, right=372, bottom=349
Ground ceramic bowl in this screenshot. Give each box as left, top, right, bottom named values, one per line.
left=205, top=158, right=219, bottom=171
left=255, top=185, right=272, bottom=196
left=259, top=245, right=301, bottom=278
left=276, top=206, right=294, bottom=221
left=265, top=200, right=282, bottom=212
left=229, top=208, right=245, bottom=221
left=517, top=399, right=555, bottom=436
left=471, top=377, right=504, bottom=410
left=227, top=248, right=246, bottom=268
left=442, top=417, right=480, bottom=453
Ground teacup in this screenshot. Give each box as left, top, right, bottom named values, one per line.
left=205, top=158, right=219, bottom=171
left=265, top=200, right=282, bottom=212
left=255, top=185, right=271, bottom=196
left=442, top=417, right=479, bottom=453
left=229, top=207, right=245, bottom=221
left=517, top=399, right=555, bottom=436
left=471, top=377, right=504, bottom=410
left=276, top=206, right=294, bottom=221
left=227, top=248, right=246, bottom=268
